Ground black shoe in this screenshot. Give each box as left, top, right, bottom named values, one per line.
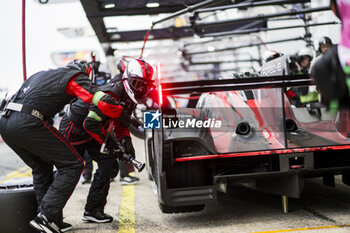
left=58, top=221, right=72, bottom=232
left=30, top=213, right=62, bottom=233
left=82, top=211, right=113, bottom=223
left=120, top=175, right=140, bottom=185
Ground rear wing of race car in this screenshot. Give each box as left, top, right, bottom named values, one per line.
left=158, top=54, right=308, bottom=96
left=160, top=74, right=312, bottom=96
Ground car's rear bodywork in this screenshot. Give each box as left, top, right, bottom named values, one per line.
left=146, top=57, right=350, bottom=213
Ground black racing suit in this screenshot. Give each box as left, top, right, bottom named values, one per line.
left=59, top=80, right=136, bottom=214
left=0, top=67, right=124, bottom=222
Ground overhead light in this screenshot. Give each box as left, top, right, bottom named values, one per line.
left=106, top=27, right=118, bottom=33
left=110, top=34, right=121, bottom=40
left=104, top=3, right=115, bottom=9
left=146, top=2, right=160, bottom=8
left=175, top=17, right=185, bottom=27
left=207, top=46, right=215, bottom=52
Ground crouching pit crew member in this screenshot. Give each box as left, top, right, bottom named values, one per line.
left=0, top=59, right=126, bottom=233
left=59, top=58, right=154, bottom=223
left=116, top=56, right=141, bottom=185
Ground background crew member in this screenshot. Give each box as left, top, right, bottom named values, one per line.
left=0, top=59, right=125, bottom=233
left=295, top=47, right=314, bottom=74
left=59, top=58, right=154, bottom=223
left=318, top=36, right=333, bottom=54
left=310, top=37, right=333, bottom=70
left=311, top=0, right=350, bottom=112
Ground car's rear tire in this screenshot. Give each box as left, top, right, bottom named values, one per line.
left=159, top=143, right=210, bottom=213
left=163, top=144, right=210, bottom=189
left=146, top=138, right=154, bottom=181
left=165, top=160, right=210, bottom=188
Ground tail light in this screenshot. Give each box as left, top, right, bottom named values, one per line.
left=156, top=62, right=163, bottom=106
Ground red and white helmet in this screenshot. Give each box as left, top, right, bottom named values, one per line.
left=122, top=58, right=154, bottom=103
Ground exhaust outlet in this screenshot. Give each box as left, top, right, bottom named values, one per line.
left=236, top=122, right=251, bottom=135
left=286, top=119, right=298, bottom=132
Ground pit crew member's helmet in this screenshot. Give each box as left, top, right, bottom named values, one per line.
left=297, top=47, right=313, bottom=61
left=318, top=37, right=333, bottom=53
left=84, top=51, right=100, bottom=74
left=122, top=58, right=154, bottom=104
left=67, top=59, right=95, bottom=82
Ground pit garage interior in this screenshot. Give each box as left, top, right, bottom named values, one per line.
left=1, top=0, right=350, bottom=233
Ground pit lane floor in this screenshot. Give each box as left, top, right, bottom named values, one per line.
left=1, top=140, right=350, bottom=233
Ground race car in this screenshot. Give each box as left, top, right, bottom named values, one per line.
left=146, top=56, right=350, bottom=213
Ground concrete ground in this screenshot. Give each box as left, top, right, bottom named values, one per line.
left=1, top=139, right=350, bottom=233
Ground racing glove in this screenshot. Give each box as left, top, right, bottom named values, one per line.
left=105, top=134, right=123, bottom=158
left=120, top=136, right=135, bottom=159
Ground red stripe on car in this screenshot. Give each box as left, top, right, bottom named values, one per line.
left=175, top=145, right=350, bottom=162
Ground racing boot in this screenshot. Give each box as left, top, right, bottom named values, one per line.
left=82, top=211, right=113, bottom=223
left=57, top=211, right=72, bottom=232
left=30, top=212, right=62, bottom=233
left=58, top=221, right=72, bottom=232
left=120, top=175, right=139, bottom=185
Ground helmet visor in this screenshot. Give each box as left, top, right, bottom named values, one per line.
left=129, top=78, right=148, bottom=91
left=128, top=78, right=154, bottom=101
